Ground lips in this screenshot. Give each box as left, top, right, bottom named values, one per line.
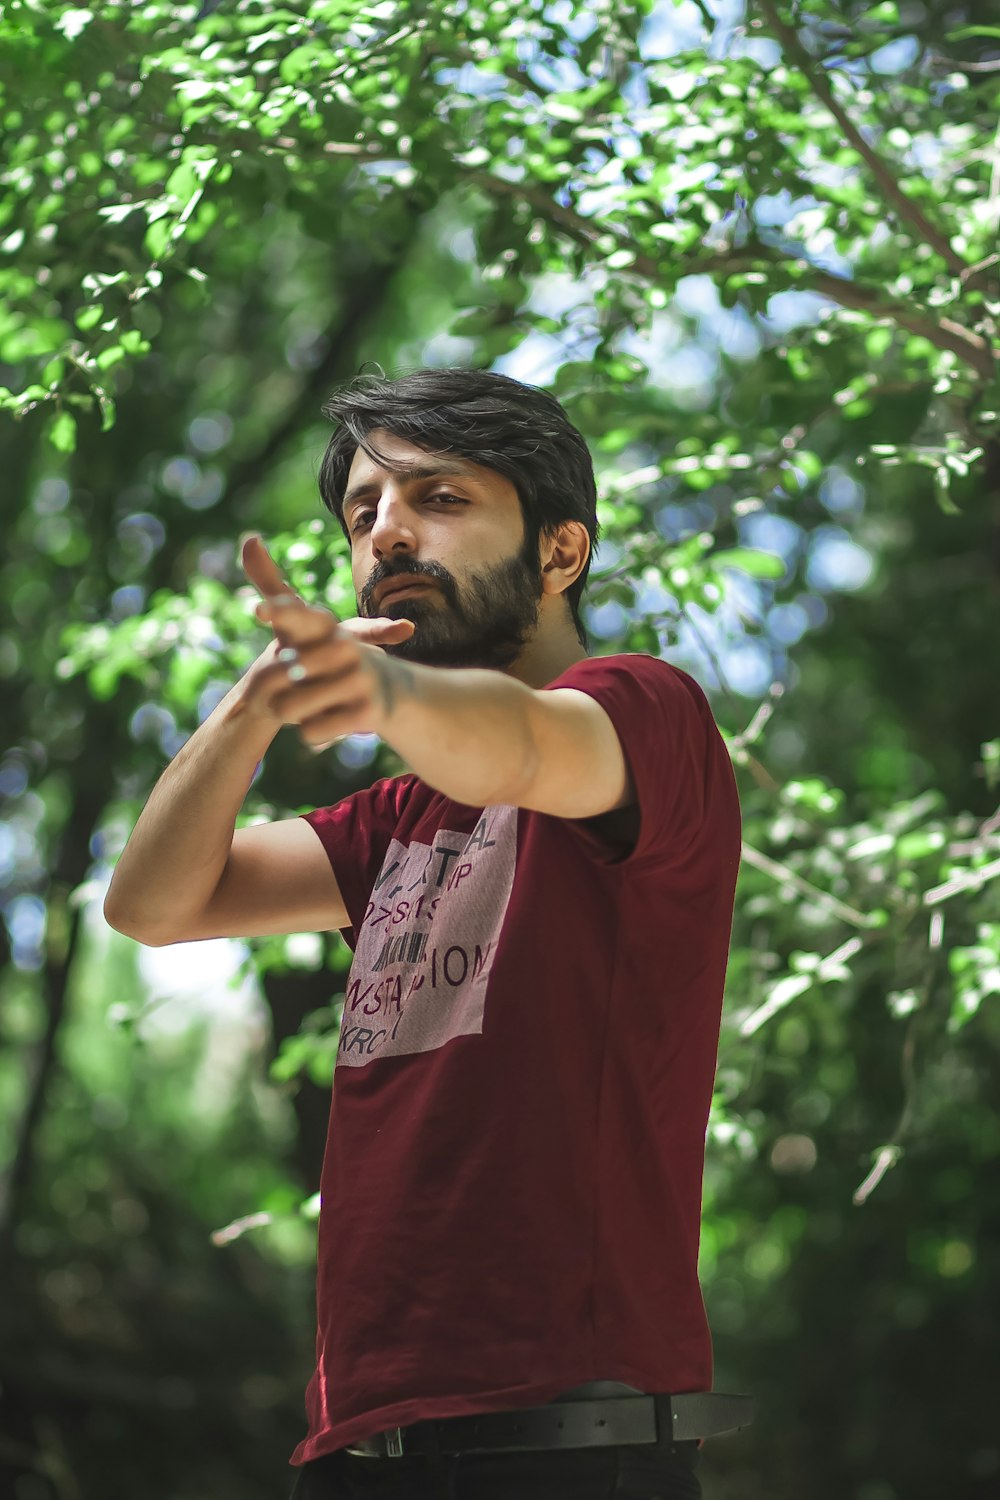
left=375, top=576, right=435, bottom=610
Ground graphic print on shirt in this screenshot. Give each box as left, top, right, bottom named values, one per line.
left=337, top=804, right=517, bottom=1066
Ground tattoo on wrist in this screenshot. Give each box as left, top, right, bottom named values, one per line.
left=371, top=653, right=417, bottom=717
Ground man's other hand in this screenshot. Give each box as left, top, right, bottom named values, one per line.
left=239, top=533, right=414, bottom=748
left=241, top=532, right=416, bottom=650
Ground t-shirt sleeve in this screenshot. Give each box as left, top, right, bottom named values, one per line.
left=299, top=775, right=409, bottom=947
left=541, top=653, right=723, bottom=866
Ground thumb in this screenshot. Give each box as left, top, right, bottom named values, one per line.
left=338, top=615, right=417, bottom=646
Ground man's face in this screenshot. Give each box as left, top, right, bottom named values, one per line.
left=345, top=429, right=544, bottom=670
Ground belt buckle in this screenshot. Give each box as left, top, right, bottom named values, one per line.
left=345, top=1426, right=405, bottom=1459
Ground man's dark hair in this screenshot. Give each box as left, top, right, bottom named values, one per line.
left=317, top=364, right=600, bottom=648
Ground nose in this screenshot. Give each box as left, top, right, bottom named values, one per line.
left=368, top=492, right=418, bottom=559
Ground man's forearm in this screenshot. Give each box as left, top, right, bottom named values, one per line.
left=104, top=660, right=279, bottom=940
left=370, top=655, right=537, bottom=808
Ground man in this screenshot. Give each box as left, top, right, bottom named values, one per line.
left=105, top=367, right=747, bottom=1499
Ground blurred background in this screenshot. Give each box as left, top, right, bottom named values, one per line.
left=1, top=1, right=998, bottom=1497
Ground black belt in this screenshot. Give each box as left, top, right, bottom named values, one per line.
left=345, top=1391, right=755, bottom=1458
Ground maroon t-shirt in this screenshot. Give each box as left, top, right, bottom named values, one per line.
left=289, top=652, right=741, bottom=1465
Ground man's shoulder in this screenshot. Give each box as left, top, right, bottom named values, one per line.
left=547, top=651, right=704, bottom=700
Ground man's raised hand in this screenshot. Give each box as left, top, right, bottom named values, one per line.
left=237, top=533, right=414, bottom=748
left=241, top=533, right=416, bottom=650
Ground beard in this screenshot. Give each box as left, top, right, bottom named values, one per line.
left=360, top=538, right=543, bottom=671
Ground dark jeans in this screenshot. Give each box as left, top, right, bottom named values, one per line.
left=288, top=1438, right=702, bottom=1499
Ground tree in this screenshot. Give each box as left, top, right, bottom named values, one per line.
left=1, top=2, right=998, bottom=1496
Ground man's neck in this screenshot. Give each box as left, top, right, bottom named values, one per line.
left=507, top=630, right=589, bottom=689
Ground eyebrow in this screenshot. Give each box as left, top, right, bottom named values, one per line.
left=342, top=460, right=483, bottom=516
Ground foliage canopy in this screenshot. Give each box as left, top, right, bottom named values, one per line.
left=1, top=2, right=999, bottom=1496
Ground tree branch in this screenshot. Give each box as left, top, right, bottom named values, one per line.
left=687, top=0, right=718, bottom=37
left=753, top=0, right=968, bottom=277
left=739, top=841, right=876, bottom=928
left=852, top=1142, right=902, bottom=1205
left=197, top=126, right=994, bottom=381
left=928, top=53, right=1000, bottom=74
left=0, top=765, right=116, bottom=1271
left=214, top=207, right=425, bottom=514
left=461, top=165, right=994, bottom=378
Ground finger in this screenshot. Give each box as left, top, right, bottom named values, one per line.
left=249, top=659, right=343, bottom=725
left=255, top=603, right=411, bottom=640
left=297, top=703, right=372, bottom=746
left=337, top=616, right=416, bottom=641
left=271, top=671, right=368, bottom=726
left=240, top=533, right=299, bottom=603
left=255, top=597, right=318, bottom=628
left=253, top=601, right=413, bottom=656
left=274, top=639, right=357, bottom=680
left=267, top=594, right=338, bottom=645
left=254, top=592, right=313, bottom=651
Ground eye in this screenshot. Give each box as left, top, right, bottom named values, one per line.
left=350, top=494, right=468, bottom=533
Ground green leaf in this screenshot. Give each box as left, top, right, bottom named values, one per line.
left=712, top=547, right=786, bottom=579
left=932, top=465, right=962, bottom=515
left=946, top=25, right=1000, bottom=40
left=865, top=327, right=894, bottom=360
left=119, top=329, right=151, bottom=355
left=144, top=218, right=173, bottom=259
left=49, top=410, right=76, bottom=453
left=95, top=345, right=127, bottom=371
left=896, top=830, right=945, bottom=860
left=279, top=45, right=323, bottom=84
left=75, top=304, right=104, bottom=332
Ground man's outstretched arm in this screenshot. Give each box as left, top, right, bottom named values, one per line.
left=103, top=536, right=541, bottom=945
left=107, top=536, right=634, bottom=945
left=103, top=540, right=416, bottom=945
left=241, top=535, right=539, bottom=809
left=101, top=633, right=431, bottom=948
left=252, top=558, right=633, bottom=819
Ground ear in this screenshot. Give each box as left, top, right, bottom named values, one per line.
left=540, top=520, right=590, bottom=597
